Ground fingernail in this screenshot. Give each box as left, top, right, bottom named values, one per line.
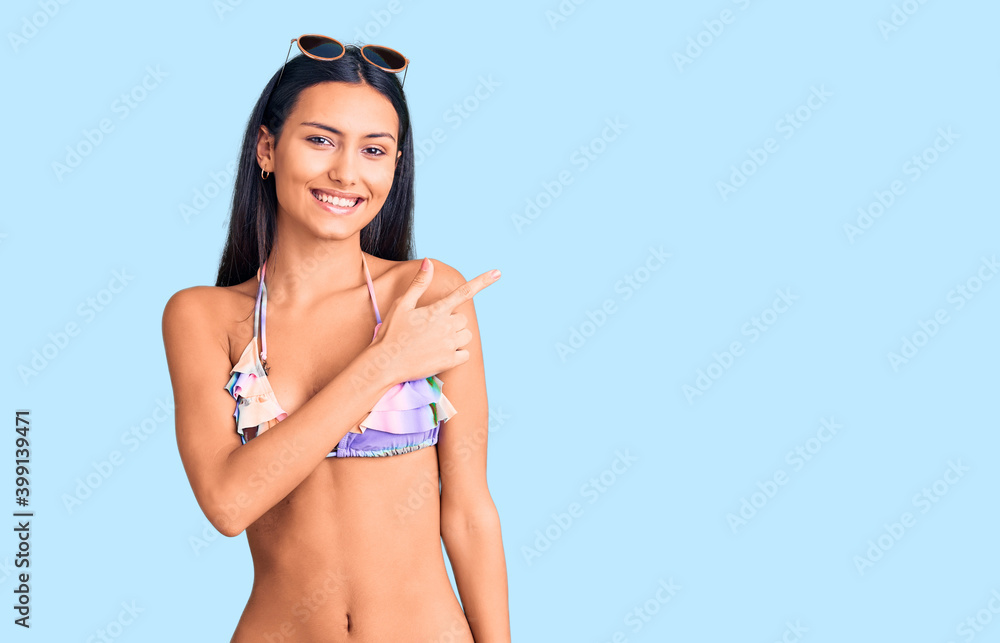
left=489, top=269, right=501, bottom=280
left=421, top=258, right=430, bottom=271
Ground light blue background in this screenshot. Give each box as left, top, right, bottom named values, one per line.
left=2, top=0, right=998, bottom=640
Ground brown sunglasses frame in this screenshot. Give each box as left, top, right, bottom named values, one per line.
left=273, top=34, right=410, bottom=91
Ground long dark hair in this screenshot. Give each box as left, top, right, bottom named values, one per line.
left=215, top=46, right=416, bottom=287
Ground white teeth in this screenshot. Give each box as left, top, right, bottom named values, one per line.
left=313, top=191, right=358, bottom=207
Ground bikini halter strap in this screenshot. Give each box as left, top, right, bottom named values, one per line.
left=254, top=262, right=269, bottom=360
left=360, top=254, right=382, bottom=325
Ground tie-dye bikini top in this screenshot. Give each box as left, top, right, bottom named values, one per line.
left=224, top=254, right=457, bottom=458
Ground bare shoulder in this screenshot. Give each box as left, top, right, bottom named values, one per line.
left=382, top=257, right=467, bottom=307
left=163, top=285, right=224, bottom=328
left=162, top=283, right=254, bottom=354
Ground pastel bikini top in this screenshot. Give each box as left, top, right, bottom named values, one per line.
left=224, top=255, right=457, bottom=458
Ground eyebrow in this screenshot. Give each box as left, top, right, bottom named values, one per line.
left=299, top=121, right=396, bottom=143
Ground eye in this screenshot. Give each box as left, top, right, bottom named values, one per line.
left=364, top=147, right=386, bottom=157
left=307, top=136, right=332, bottom=146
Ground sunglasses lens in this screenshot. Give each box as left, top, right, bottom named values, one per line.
left=300, top=35, right=344, bottom=59
left=362, top=46, right=406, bottom=71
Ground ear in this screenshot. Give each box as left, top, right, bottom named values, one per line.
left=395, top=149, right=402, bottom=166
left=256, top=125, right=276, bottom=173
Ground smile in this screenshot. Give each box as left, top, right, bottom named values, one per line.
left=311, top=189, right=364, bottom=214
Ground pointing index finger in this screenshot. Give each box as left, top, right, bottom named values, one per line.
left=435, top=269, right=500, bottom=313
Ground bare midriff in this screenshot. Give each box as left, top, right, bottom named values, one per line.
left=229, top=447, right=474, bottom=643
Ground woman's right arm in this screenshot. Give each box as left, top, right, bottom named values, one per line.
left=162, top=286, right=398, bottom=537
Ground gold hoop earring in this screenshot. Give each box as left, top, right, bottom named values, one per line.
left=261, top=168, right=270, bottom=180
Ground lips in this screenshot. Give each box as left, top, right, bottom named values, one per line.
left=311, top=188, right=364, bottom=208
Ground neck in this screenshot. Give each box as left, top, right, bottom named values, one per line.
left=263, top=234, right=370, bottom=309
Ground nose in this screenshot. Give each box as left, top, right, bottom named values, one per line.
left=328, top=149, right=358, bottom=185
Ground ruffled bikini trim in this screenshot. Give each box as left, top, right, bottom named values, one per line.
left=225, top=338, right=456, bottom=442
left=350, top=375, right=457, bottom=435
left=225, top=337, right=288, bottom=442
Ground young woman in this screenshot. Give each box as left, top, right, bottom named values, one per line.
left=161, top=36, right=509, bottom=642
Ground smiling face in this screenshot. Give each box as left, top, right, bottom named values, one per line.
left=256, top=81, right=403, bottom=238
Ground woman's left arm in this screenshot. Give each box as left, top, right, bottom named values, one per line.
left=430, top=260, right=511, bottom=643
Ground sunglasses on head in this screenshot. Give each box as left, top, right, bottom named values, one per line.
left=273, top=34, right=409, bottom=92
